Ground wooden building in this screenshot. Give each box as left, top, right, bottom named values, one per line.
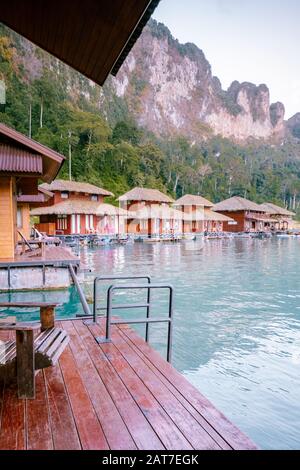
left=118, top=187, right=178, bottom=237
left=31, top=180, right=117, bottom=235
left=174, top=194, right=234, bottom=233
left=0, top=123, right=64, bottom=259
left=213, top=196, right=272, bottom=233
left=175, top=194, right=213, bottom=233
left=259, top=203, right=295, bottom=231
left=203, top=210, right=235, bottom=233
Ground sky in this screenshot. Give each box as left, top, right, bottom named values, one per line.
left=153, top=0, right=300, bottom=119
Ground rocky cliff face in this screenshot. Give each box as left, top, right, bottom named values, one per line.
left=3, top=19, right=296, bottom=144
left=108, top=20, right=286, bottom=142
left=287, top=113, right=300, bottom=139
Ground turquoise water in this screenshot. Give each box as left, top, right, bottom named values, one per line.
left=1, top=238, right=300, bottom=449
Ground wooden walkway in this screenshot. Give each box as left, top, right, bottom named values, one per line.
left=0, top=319, right=257, bottom=450
left=0, top=246, right=79, bottom=267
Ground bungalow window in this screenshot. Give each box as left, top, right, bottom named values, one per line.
left=91, top=195, right=98, bottom=201
left=61, top=191, right=69, bottom=199
left=57, top=215, right=67, bottom=230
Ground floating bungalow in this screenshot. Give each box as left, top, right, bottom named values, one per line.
left=213, top=196, right=272, bottom=232
left=31, top=180, right=128, bottom=236
left=174, top=194, right=234, bottom=233
left=0, top=123, right=64, bottom=259
left=0, top=124, right=79, bottom=291
left=118, top=187, right=180, bottom=237
left=259, top=203, right=295, bottom=231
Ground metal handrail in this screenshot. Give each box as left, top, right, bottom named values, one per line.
left=93, top=275, right=151, bottom=327
left=69, top=264, right=92, bottom=317
left=101, top=283, right=174, bottom=362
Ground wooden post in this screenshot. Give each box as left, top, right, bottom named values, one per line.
left=40, top=306, right=55, bottom=331
left=16, top=329, right=35, bottom=399
left=41, top=240, right=46, bottom=259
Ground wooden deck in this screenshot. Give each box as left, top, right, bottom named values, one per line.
left=0, top=318, right=257, bottom=450
left=0, top=246, right=79, bottom=267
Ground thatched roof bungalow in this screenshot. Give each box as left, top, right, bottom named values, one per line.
left=213, top=196, right=272, bottom=232
left=118, top=187, right=176, bottom=236
left=31, top=200, right=130, bottom=236
left=259, top=203, right=295, bottom=230
left=174, top=194, right=234, bottom=233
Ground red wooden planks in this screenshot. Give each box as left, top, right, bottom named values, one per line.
left=27, top=372, right=53, bottom=450
left=119, top=324, right=257, bottom=450
left=0, top=383, right=25, bottom=450
left=58, top=344, right=109, bottom=450
left=0, top=320, right=257, bottom=451
left=118, top=327, right=232, bottom=450
left=44, top=364, right=81, bottom=450
left=110, top=326, right=222, bottom=450
left=73, top=320, right=164, bottom=450
left=63, top=320, right=136, bottom=450
left=88, top=322, right=193, bottom=451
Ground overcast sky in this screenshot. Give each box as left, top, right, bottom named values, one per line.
left=153, top=0, right=300, bottom=119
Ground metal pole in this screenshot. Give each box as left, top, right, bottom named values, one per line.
left=93, top=278, right=98, bottom=323
left=69, top=264, right=92, bottom=317
left=167, top=286, right=174, bottom=363
left=145, top=278, right=151, bottom=342
left=106, top=285, right=114, bottom=341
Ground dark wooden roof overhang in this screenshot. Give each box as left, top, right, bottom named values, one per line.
left=0, top=0, right=160, bottom=86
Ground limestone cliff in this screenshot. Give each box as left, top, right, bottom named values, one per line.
left=108, top=20, right=286, bottom=142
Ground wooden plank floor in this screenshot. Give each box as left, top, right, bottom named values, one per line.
left=0, top=246, right=79, bottom=266
left=0, top=319, right=257, bottom=450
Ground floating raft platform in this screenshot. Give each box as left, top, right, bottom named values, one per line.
left=0, top=318, right=257, bottom=450
left=0, top=246, right=79, bottom=291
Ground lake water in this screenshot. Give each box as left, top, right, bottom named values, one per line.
left=1, top=238, right=300, bottom=449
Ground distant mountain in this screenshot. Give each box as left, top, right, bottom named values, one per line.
left=108, top=19, right=295, bottom=143
left=287, top=113, right=300, bottom=139
left=2, top=19, right=299, bottom=144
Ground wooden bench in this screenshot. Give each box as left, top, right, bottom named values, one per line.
left=0, top=302, right=69, bottom=399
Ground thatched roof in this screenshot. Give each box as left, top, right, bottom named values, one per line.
left=204, top=210, right=234, bottom=222
left=39, top=180, right=113, bottom=197
left=174, top=194, right=213, bottom=208
left=38, top=187, right=54, bottom=198
left=130, top=205, right=234, bottom=222
left=132, top=205, right=185, bottom=220
left=259, top=203, right=295, bottom=217
left=213, top=196, right=264, bottom=212
left=31, top=201, right=129, bottom=217
left=118, top=187, right=174, bottom=203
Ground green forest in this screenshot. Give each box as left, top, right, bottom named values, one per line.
left=1, top=25, right=300, bottom=217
